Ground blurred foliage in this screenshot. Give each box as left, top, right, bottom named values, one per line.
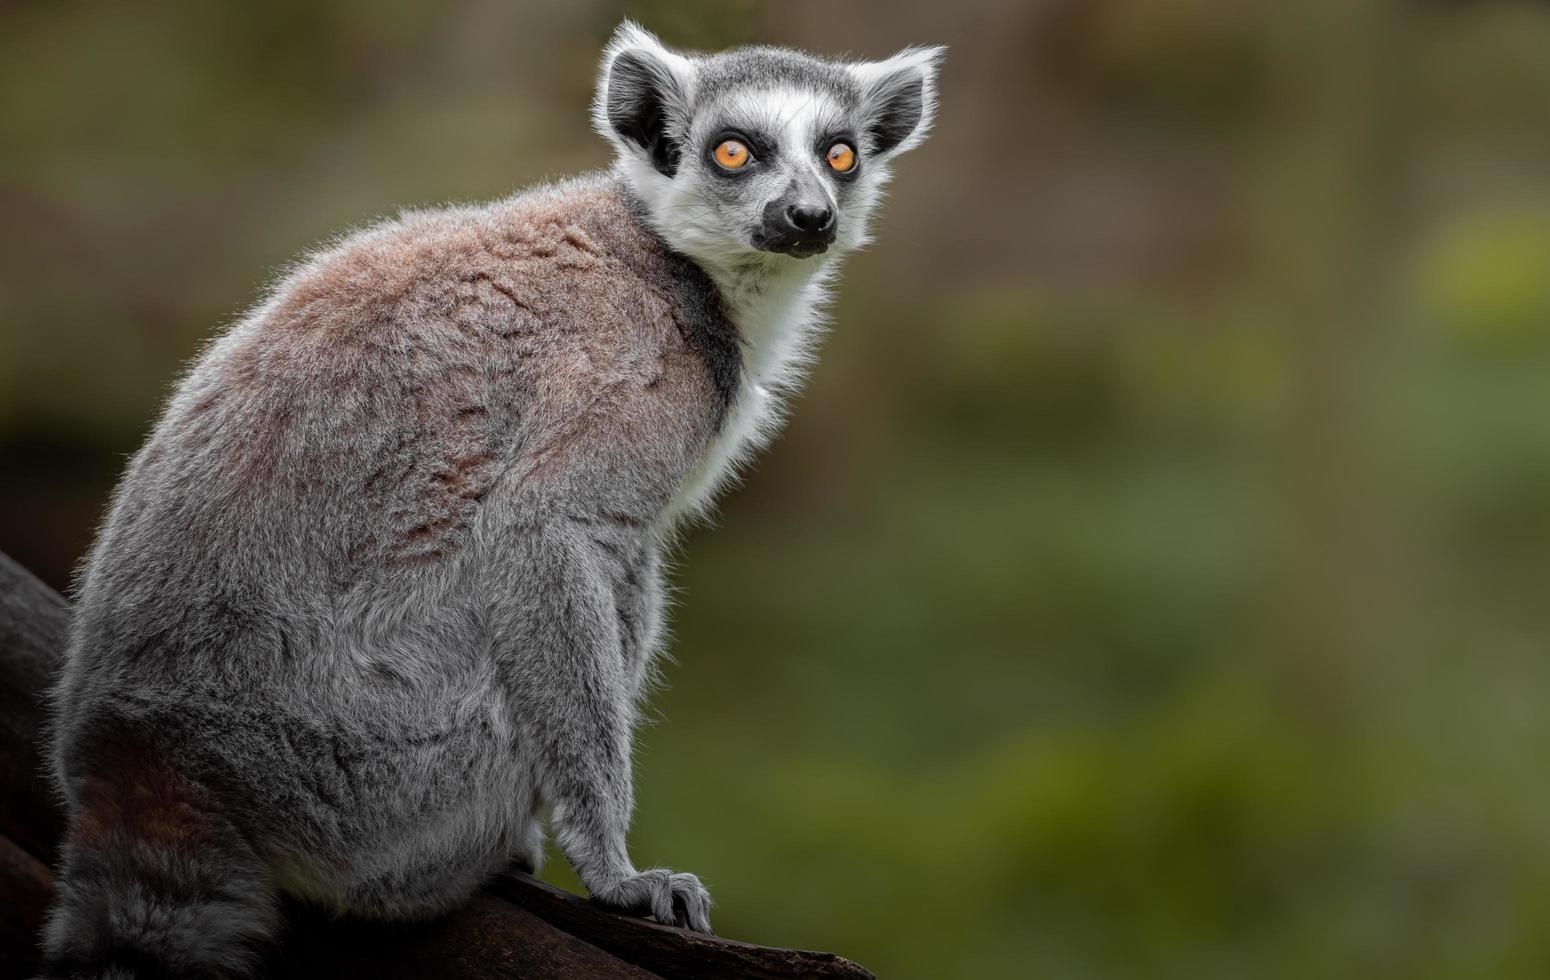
left=4, top=1, right=1550, bottom=978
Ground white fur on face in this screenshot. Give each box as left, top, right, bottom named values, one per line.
left=647, top=84, right=880, bottom=275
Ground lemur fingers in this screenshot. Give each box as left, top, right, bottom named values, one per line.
left=591, top=867, right=714, bottom=934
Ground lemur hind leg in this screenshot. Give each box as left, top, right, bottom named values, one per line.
left=491, top=517, right=712, bottom=933
left=42, top=730, right=282, bottom=979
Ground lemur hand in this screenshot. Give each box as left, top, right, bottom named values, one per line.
left=591, top=867, right=714, bottom=933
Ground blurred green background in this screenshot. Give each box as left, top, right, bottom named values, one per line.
left=4, top=0, right=1550, bottom=977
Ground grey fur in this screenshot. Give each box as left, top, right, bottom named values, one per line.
left=41, top=23, right=940, bottom=979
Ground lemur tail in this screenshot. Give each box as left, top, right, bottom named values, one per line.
left=40, top=738, right=280, bottom=979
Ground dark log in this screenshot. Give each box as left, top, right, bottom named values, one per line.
left=0, top=551, right=68, bottom=866
left=0, top=832, right=53, bottom=980
left=495, top=871, right=876, bottom=980
left=0, top=549, right=875, bottom=978
left=271, top=896, right=661, bottom=979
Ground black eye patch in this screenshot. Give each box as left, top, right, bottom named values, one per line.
left=702, top=126, right=778, bottom=175
left=814, top=130, right=862, bottom=181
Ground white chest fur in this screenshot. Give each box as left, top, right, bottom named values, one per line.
left=663, top=263, right=830, bottom=526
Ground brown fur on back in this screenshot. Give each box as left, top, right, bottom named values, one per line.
left=144, top=175, right=736, bottom=593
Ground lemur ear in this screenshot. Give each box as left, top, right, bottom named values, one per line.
left=593, top=22, right=697, bottom=178
left=851, top=46, right=945, bottom=158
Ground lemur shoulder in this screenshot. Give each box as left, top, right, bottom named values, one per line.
left=41, top=22, right=941, bottom=979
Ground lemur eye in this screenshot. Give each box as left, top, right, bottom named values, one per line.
left=826, top=142, right=857, bottom=173
left=713, top=139, right=751, bottom=170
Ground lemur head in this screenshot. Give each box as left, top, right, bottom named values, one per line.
left=594, top=23, right=943, bottom=274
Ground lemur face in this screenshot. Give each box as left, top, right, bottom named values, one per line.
left=595, top=23, right=942, bottom=271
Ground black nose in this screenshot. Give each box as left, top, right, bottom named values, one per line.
left=786, top=204, right=835, bottom=234
left=758, top=196, right=838, bottom=256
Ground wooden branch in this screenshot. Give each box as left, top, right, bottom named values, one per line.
left=0, top=832, right=53, bottom=980
left=0, top=551, right=68, bottom=866
left=495, top=871, right=875, bottom=980
left=272, top=896, right=662, bottom=980
left=0, top=550, right=875, bottom=979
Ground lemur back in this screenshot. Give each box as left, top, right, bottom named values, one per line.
left=42, top=22, right=940, bottom=979
left=73, top=178, right=736, bottom=605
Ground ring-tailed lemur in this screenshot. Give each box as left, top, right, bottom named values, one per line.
left=41, top=22, right=941, bottom=978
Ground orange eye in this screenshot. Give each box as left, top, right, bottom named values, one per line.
left=713, top=139, right=750, bottom=170
left=826, top=142, right=856, bottom=173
